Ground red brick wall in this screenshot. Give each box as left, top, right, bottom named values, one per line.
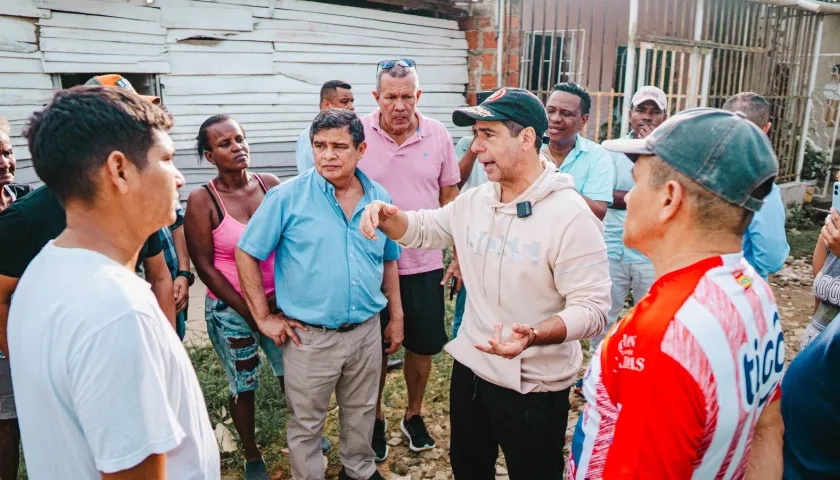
left=459, top=6, right=522, bottom=106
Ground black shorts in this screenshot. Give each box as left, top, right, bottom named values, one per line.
left=399, top=269, right=448, bottom=355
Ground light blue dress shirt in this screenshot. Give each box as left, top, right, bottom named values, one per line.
left=237, top=168, right=401, bottom=327
left=743, top=183, right=789, bottom=280
left=543, top=134, right=614, bottom=205
left=603, top=149, right=650, bottom=264
left=295, top=126, right=314, bottom=174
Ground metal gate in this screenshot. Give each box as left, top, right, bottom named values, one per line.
left=517, top=0, right=825, bottom=182
left=634, top=42, right=713, bottom=112
left=810, top=53, right=840, bottom=197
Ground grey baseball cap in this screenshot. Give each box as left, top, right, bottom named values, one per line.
left=602, top=107, right=777, bottom=212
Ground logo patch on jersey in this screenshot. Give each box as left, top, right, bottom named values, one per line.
left=735, top=273, right=753, bottom=289
left=739, top=311, right=784, bottom=408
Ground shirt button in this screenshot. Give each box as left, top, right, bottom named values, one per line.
left=351, top=306, right=356, bottom=310
left=349, top=253, right=354, bottom=258
left=352, top=281, right=357, bottom=285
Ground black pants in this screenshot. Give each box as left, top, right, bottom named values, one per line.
left=449, top=360, right=571, bottom=480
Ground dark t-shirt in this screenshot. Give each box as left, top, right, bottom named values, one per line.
left=781, top=315, right=840, bottom=480
left=0, top=186, right=163, bottom=278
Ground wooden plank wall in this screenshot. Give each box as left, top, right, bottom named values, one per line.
left=0, top=0, right=469, bottom=197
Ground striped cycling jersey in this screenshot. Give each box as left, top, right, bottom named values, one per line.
left=569, top=253, right=784, bottom=480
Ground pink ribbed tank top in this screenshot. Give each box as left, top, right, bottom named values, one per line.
left=205, top=176, right=275, bottom=299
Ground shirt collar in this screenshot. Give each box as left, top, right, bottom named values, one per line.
left=544, top=134, right=588, bottom=169
left=311, top=167, right=375, bottom=198
left=572, top=134, right=590, bottom=153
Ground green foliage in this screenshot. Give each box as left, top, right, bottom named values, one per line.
left=800, top=140, right=831, bottom=181
left=599, top=115, right=622, bottom=142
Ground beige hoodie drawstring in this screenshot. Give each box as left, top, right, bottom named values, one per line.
left=480, top=208, right=493, bottom=297
left=496, top=214, right=516, bottom=306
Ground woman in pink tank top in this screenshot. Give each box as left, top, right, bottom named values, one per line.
left=183, top=115, right=288, bottom=478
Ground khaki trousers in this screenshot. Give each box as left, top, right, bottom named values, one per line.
left=283, top=314, right=381, bottom=480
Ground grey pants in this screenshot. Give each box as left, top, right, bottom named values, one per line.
left=283, top=315, right=381, bottom=480
left=590, top=257, right=655, bottom=354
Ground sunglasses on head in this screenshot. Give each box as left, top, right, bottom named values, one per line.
left=377, top=58, right=416, bottom=73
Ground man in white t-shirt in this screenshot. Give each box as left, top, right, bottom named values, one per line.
left=7, top=86, right=220, bottom=479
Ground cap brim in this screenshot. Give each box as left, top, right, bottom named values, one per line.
left=452, top=106, right=508, bottom=127
left=601, top=138, right=653, bottom=157
left=632, top=98, right=667, bottom=110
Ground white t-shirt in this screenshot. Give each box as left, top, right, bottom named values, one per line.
left=8, top=243, right=220, bottom=479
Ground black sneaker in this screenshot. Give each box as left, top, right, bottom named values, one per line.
left=338, top=467, right=384, bottom=480
left=386, top=358, right=403, bottom=371
left=372, top=418, right=388, bottom=462
left=400, top=415, right=435, bottom=452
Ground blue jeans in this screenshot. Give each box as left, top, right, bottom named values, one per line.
left=205, top=296, right=284, bottom=396
left=452, top=286, right=467, bottom=339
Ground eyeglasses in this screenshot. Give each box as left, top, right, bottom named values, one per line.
left=377, top=59, right=416, bottom=73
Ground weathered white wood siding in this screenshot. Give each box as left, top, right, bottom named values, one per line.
left=0, top=0, right=469, bottom=197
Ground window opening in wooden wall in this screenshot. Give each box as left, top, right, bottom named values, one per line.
left=56, top=73, right=161, bottom=98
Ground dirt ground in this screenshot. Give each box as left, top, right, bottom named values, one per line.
left=186, top=257, right=817, bottom=480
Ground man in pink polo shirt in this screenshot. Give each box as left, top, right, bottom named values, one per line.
left=358, top=59, right=460, bottom=460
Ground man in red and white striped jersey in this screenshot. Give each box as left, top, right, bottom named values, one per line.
left=568, top=108, right=785, bottom=479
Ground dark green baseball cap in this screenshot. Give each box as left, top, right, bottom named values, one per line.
left=452, top=87, right=549, bottom=139
left=601, top=107, right=777, bottom=212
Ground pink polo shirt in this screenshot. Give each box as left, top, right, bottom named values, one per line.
left=359, top=108, right=460, bottom=275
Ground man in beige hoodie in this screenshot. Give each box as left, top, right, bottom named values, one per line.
left=360, top=88, right=610, bottom=479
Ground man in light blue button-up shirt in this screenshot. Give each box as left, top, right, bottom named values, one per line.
left=236, top=109, right=400, bottom=480
left=541, top=83, right=615, bottom=220
left=722, top=92, right=789, bottom=280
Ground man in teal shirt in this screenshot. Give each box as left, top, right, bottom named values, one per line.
left=541, top=82, right=614, bottom=220
left=591, top=86, right=667, bottom=359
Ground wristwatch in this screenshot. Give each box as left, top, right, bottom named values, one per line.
left=176, top=270, right=195, bottom=287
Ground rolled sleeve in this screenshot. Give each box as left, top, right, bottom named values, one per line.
left=581, top=150, right=615, bottom=205
left=170, top=207, right=186, bottom=230
left=384, top=238, right=401, bottom=261
left=397, top=201, right=456, bottom=250
left=553, top=212, right=611, bottom=341
left=237, top=187, right=286, bottom=261
left=439, top=132, right=461, bottom=187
